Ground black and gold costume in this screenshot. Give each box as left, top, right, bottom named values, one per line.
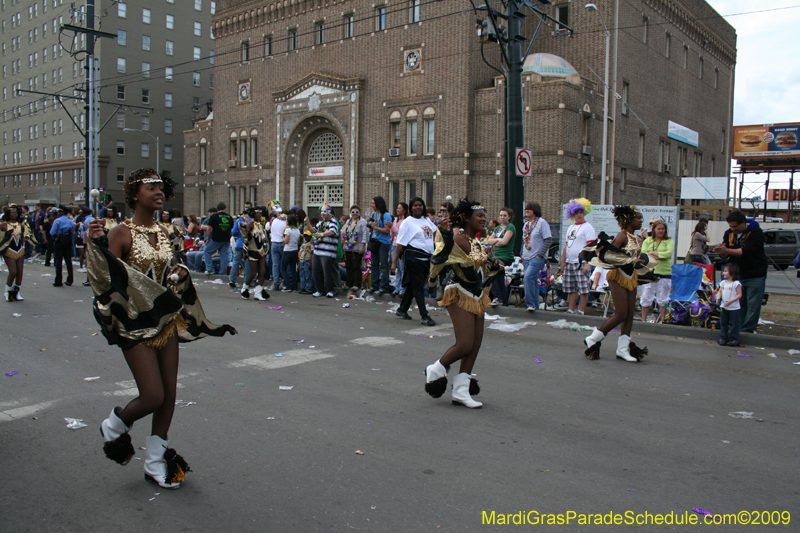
left=87, top=220, right=236, bottom=350
left=582, top=231, right=656, bottom=291
left=429, top=228, right=502, bottom=316
left=243, top=220, right=267, bottom=261
left=0, top=221, right=30, bottom=259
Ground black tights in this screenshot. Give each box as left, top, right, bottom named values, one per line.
left=599, top=280, right=636, bottom=336
left=4, top=255, right=23, bottom=286
left=245, top=258, right=266, bottom=287
left=117, top=334, right=179, bottom=440
left=439, top=304, right=485, bottom=374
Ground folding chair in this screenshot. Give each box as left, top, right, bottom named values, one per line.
left=670, top=264, right=704, bottom=303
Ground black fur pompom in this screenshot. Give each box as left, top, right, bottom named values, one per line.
left=469, top=378, right=480, bottom=396
left=584, top=341, right=601, bottom=360
left=103, top=432, right=135, bottom=465
left=425, top=377, right=448, bottom=399
left=164, top=448, right=191, bottom=484
left=630, top=342, right=648, bottom=361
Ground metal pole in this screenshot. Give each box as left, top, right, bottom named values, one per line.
left=763, top=171, right=770, bottom=222
left=84, top=0, right=94, bottom=210
left=505, top=0, right=525, bottom=255
left=600, top=27, right=610, bottom=205
left=789, top=170, right=795, bottom=223
left=738, top=169, right=744, bottom=209
left=156, top=136, right=160, bottom=176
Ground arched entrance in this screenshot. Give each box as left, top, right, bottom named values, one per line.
left=302, top=131, right=345, bottom=218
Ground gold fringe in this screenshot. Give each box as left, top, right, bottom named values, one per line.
left=3, top=248, right=24, bottom=260
left=141, top=314, right=188, bottom=350
left=607, top=269, right=638, bottom=291
left=438, top=286, right=491, bottom=317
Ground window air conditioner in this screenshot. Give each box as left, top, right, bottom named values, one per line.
left=228, top=159, right=237, bottom=168
left=389, top=148, right=400, bottom=157
left=582, top=145, right=592, bottom=156
left=663, top=163, right=672, bottom=173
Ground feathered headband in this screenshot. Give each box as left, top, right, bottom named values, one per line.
left=566, top=198, right=593, bottom=220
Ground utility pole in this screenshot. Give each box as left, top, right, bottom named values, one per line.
left=476, top=0, right=572, bottom=255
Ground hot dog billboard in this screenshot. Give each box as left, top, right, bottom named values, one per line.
left=733, top=123, right=800, bottom=159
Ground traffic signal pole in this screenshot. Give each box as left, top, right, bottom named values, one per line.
left=505, top=2, right=525, bottom=255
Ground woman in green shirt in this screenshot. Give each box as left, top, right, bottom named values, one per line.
left=640, top=219, right=675, bottom=323
left=485, top=207, right=516, bottom=306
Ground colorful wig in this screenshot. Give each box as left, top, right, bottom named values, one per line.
left=566, top=198, right=593, bottom=220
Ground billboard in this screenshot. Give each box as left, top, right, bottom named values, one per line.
left=768, top=188, right=800, bottom=202
left=732, top=123, right=800, bottom=159
left=680, top=177, right=730, bottom=200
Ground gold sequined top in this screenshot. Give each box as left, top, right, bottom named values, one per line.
left=623, top=231, right=642, bottom=257
left=122, top=220, right=173, bottom=282
left=462, top=231, right=489, bottom=269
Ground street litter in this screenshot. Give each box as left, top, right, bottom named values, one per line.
left=728, top=411, right=755, bottom=419
left=236, top=383, right=245, bottom=387
left=263, top=306, right=283, bottom=310
left=12, top=313, right=21, bottom=318
left=267, top=417, right=275, bottom=420
left=5, top=370, right=19, bottom=376
left=488, top=321, right=537, bottom=332
left=546, top=319, right=590, bottom=331
left=175, top=400, right=196, bottom=408
left=279, top=385, right=293, bottom=391
left=250, top=330, right=258, bottom=333
left=737, top=353, right=753, bottom=358
left=534, top=358, right=543, bottom=363
left=793, top=362, right=800, bottom=365
left=693, top=509, right=713, bottom=516
left=767, top=353, right=778, bottom=358
left=343, top=303, right=350, bottom=308
left=41, top=273, right=52, bottom=277
left=204, top=279, right=225, bottom=284
left=275, top=353, right=283, bottom=357
left=788, top=349, right=800, bottom=356
left=73, top=300, right=84, bottom=303
left=484, top=313, right=503, bottom=320
left=757, top=318, right=775, bottom=325
left=355, top=450, right=364, bottom=455
left=80, top=376, right=100, bottom=382
left=65, top=418, right=87, bottom=429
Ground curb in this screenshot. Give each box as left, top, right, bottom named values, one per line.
left=423, top=297, right=800, bottom=351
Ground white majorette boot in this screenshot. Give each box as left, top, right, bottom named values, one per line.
left=100, top=407, right=135, bottom=465
left=12, top=284, right=22, bottom=301
left=616, top=335, right=638, bottom=362
left=584, top=327, right=605, bottom=360
left=424, top=360, right=449, bottom=398
left=144, top=435, right=190, bottom=489
left=3, top=284, right=11, bottom=302
left=241, top=283, right=250, bottom=299
left=253, top=285, right=266, bottom=301
left=451, top=372, right=483, bottom=409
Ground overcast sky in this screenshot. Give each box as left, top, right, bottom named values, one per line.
left=705, top=0, right=800, bottom=187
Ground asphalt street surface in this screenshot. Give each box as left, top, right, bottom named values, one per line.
left=2, top=262, right=799, bottom=532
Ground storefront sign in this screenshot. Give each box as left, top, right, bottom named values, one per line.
left=308, top=166, right=343, bottom=177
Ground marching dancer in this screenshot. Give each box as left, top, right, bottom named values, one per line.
left=0, top=204, right=32, bottom=301
left=423, top=198, right=504, bottom=408
left=582, top=206, right=657, bottom=362
left=87, top=168, right=236, bottom=489
left=241, top=206, right=270, bottom=301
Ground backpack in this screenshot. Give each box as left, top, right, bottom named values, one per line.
left=665, top=301, right=689, bottom=325
left=689, top=300, right=711, bottom=328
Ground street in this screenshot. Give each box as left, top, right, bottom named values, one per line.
left=2, top=262, right=799, bottom=532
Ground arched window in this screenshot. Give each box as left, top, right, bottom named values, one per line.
left=239, top=129, right=249, bottom=167
left=307, top=132, right=344, bottom=164
left=199, top=137, right=208, bottom=172
left=228, top=131, right=238, bottom=166
left=389, top=110, right=401, bottom=148
left=406, top=109, right=418, bottom=156
left=423, top=107, right=435, bottom=155
left=250, top=128, right=259, bottom=167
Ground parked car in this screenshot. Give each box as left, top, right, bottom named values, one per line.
left=707, top=228, right=800, bottom=270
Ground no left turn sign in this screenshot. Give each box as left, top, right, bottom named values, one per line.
left=515, top=148, right=532, bottom=177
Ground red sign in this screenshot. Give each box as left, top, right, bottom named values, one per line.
left=515, top=148, right=532, bottom=177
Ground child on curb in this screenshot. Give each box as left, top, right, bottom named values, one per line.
left=297, top=231, right=314, bottom=294
left=716, top=263, right=742, bottom=347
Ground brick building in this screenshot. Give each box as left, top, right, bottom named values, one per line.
left=1, top=0, right=216, bottom=211
left=183, top=0, right=736, bottom=222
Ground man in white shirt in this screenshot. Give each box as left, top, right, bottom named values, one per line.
left=559, top=199, right=596, bottom=315
left=267, top=200, right=287, bottom=290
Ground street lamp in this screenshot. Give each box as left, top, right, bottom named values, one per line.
left=585, top=3, right=610, bottom=205
left=123, top=128, right=159, bottom=175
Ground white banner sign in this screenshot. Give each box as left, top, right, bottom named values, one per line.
left=680, top=177, right=730, bottom=200
left=668, top=120, right=699, bottom=147
left=308, top=166, right=343, bottom=177
left=560, top=204, right=680, bottom=262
